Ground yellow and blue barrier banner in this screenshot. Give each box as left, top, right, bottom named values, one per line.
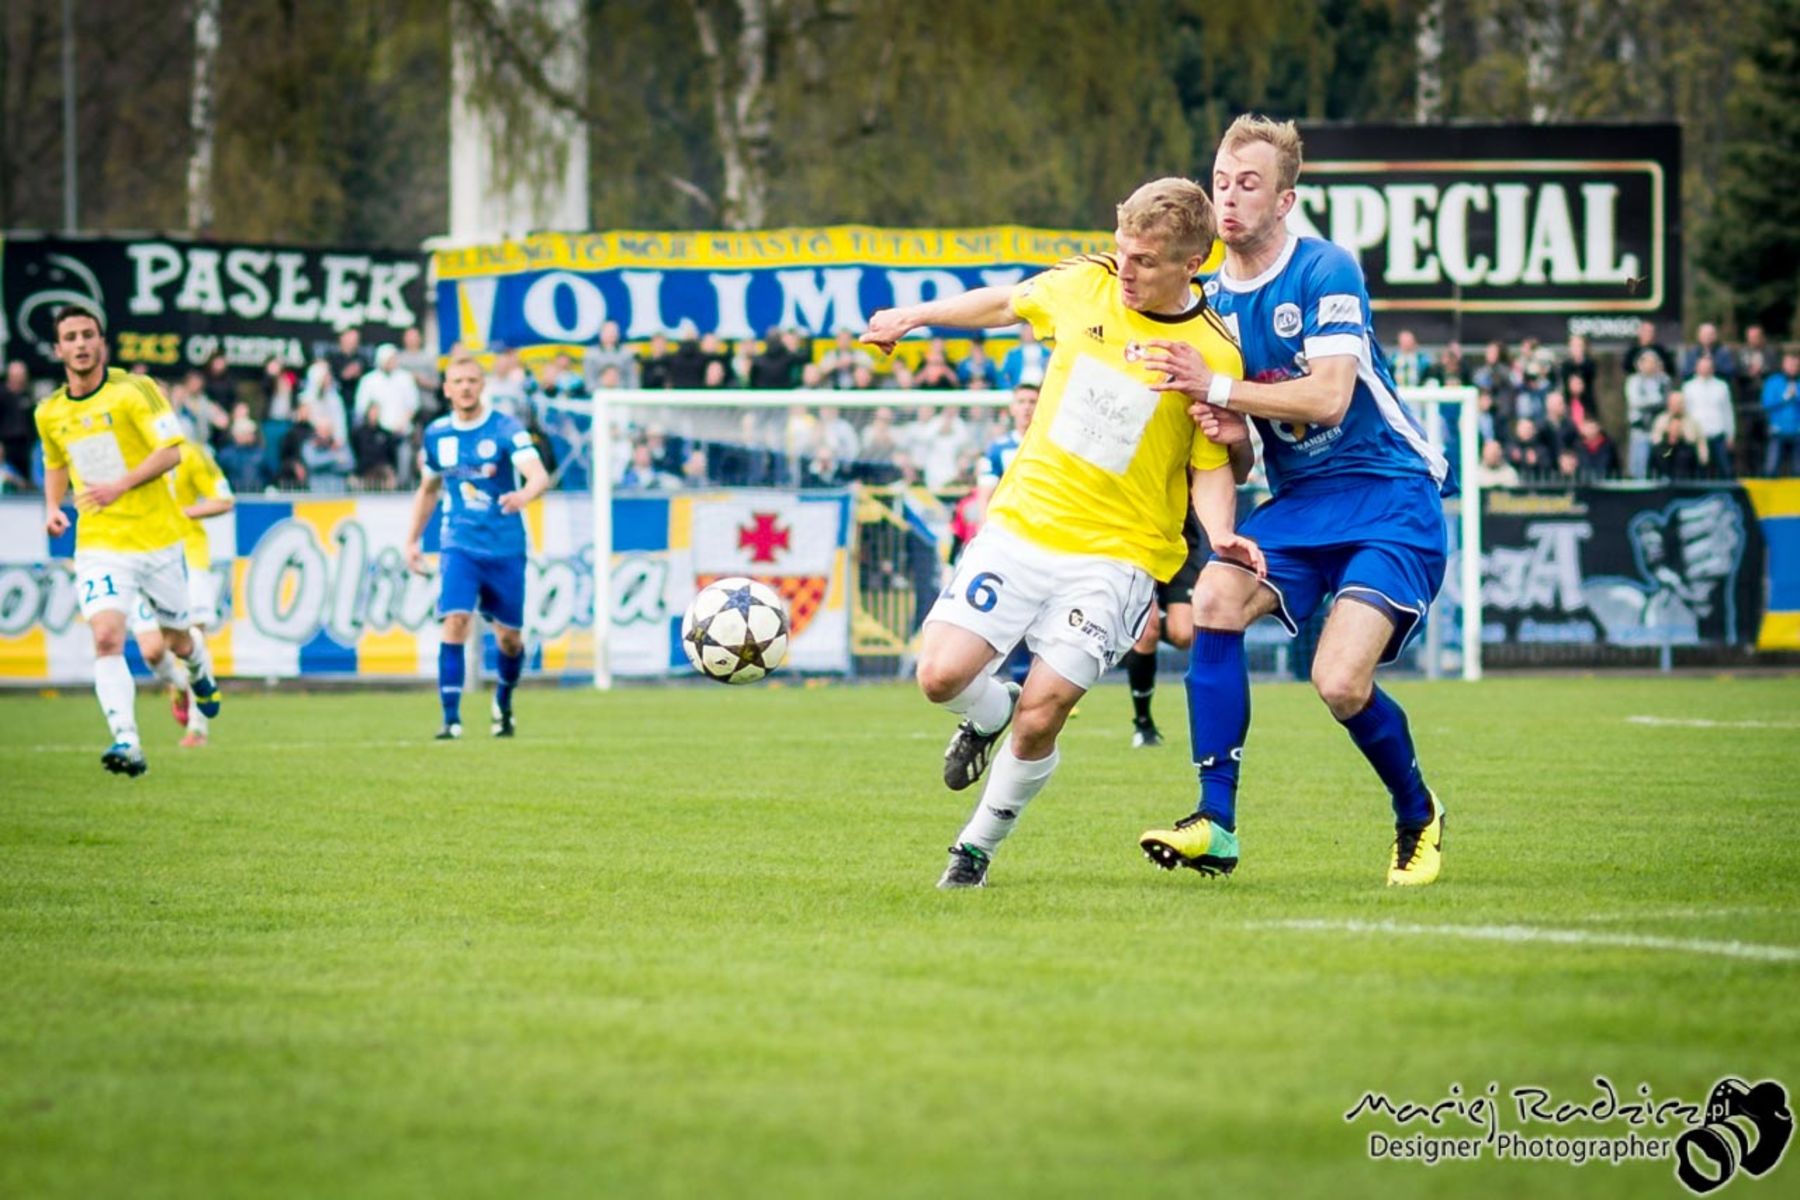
left=0, top=490, right=851, bottom=683
left=431, top=226, right=1122, bottom=354
left=1742, top=480, right=1800, bottom=651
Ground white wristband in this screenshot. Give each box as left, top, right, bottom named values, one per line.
left=1207, top=374, right=1234, bottom=408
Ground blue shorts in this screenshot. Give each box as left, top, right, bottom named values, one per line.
left=1216, top=474, right=1448, bottom=665
left=437, top=548, right=527, bottom=629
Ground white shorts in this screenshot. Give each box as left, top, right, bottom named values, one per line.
left=79, top=545, right=191, bottom=629
left=926, top=523, right=1155, bottom=691
left=130, top=565, right=218, bottom=634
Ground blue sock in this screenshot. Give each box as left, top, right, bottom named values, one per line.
left=438, top=642, right=465, bottom=726
left=1339, top=685, right=1432, bottom=826
left=1184, top=629, right=1249, bottom=831
left=496, top=648, right=524, bottom=714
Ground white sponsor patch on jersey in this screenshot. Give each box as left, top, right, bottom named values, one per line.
left=1318, top=292, right=1362, bottom=326
left=1273, top=302, right=1303, bottom=338
left=1048, top=354, right=1161, bottom=474
left=150, top=412, right=183, bottom=441
left=437, top=437, right=459, bottom=467
left=69, top=433, right=127, bottom=483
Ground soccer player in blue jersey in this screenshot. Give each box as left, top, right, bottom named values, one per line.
left=1137, top=115, right=1451, bottom=886
left=405, top=355, right=549, bottom=740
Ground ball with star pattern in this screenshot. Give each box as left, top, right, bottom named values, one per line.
left=681, top=577, right=790, bottom=684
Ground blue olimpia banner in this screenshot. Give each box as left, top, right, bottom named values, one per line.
left=430, top=227, right=1122, bottom=352
left=0, top=491, right=852, bottom=683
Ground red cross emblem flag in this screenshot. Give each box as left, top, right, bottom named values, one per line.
left=688, top=492, right=846, bottom=650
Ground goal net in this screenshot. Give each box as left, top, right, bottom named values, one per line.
left=563, top=384, right=1480, bottom=687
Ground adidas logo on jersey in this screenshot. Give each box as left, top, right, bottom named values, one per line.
left=1085, top=324, right=1105, bottom=342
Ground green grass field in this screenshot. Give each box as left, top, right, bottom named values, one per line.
left=3, top=674, right=1798, bottom=1198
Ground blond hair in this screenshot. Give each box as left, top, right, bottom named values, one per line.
left=1115, top=177, right=1215, bottom=261
left=1221, top=114, right=1304, bottom=192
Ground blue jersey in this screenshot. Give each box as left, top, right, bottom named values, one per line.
left=1202, top=236, right=1452, bottom=495
left=421, top=408, right=538, bottom=558
left=977, top=431, right=1023, bottom=486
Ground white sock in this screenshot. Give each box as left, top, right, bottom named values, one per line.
left=939, top=671, right=1014, bottom=734
left=94, top=655, right=139, bottom=746
left=181, top=628, right=213, bottom=682
left=148, top=653, right=180, bottom=687
left=185, top=699, right=209, bottom=735
left=956, top=744, right=1060, bottom=854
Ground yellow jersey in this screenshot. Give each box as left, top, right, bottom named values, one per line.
left=166, top=441, right=234, bottom=570
left=987, top=255, right=1243, bottom=581
left=35, top=369, right=189, bottom=554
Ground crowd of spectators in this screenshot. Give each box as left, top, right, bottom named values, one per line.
left=1451, top=320, right=1798, bottom=487
left=1, top=315, right=1797, bottom=501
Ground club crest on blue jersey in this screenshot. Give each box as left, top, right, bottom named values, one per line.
left=1201, top=234, right=1453, bottom=496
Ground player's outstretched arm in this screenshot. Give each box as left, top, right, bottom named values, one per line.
left=499, top=452, right=550, bottom=515
left=1144, top=339, right=1358, bottom=428
left=403, top=473, right=443, bottom=575
left=862, top=286, right=1019, bottom=354
left=1191, top=463, right=1265, bottom=578
left=185, top=496, right=234, bottom=520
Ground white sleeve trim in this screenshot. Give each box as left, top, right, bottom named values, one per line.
left=420, top=459, right=438, bottom=478
left=509, top=447, right=541, bottom=468
left=1303, top=333, right=1364, bottom=361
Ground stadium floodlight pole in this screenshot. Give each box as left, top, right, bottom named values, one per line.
left=60, top=0, right=78, bottom=230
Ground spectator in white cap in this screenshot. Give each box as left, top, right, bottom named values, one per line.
left=354, top=343, right=421, bottom=440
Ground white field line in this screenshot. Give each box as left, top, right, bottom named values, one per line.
left=1248, top=917, right=1800, bottom=964
left=1570, top=905, right=1783, bottom=923
left=1625, top=715, right=1800, bottom=730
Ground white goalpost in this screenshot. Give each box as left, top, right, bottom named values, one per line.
left=1411, top=384, right=1483, bottom=682
left=579, top=387, right=1011, bottom=689
left=577, top=383, right=1482, bottom=688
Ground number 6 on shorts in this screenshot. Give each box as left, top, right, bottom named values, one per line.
left=964, top=571, right=1003, bottom=613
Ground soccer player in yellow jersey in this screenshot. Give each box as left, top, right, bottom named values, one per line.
left=130, top=440, right=234, bottom=747
left=34, top=306, right=224, bottom=777
left=863, top=178, right=1265, bottom=888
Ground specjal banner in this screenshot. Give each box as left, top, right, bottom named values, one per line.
left=0, top=490, right=851, bottom=683
left=0, top=233, right=428, bottom=377
left=1438, top=484, right=1774, bottom=650
left=1296, top=123, right=1681, bottom=344
left=430, top=227, right=1116, bottom=354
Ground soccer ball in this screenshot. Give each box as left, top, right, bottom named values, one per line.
left=681, top=577, right=790, bottom=684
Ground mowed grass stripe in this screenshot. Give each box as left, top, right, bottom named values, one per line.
left=1, top=675, right=1796, bottom=1199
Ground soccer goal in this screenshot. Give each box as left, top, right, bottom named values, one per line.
left=575, top=383, right=1481, bottom=688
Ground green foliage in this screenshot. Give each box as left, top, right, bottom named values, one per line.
left=1701, top=0, right=1800, bottom=337
left=3, top=677, right=1798, bottom=1196
left=0, top=0, right=1788, bottom=323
